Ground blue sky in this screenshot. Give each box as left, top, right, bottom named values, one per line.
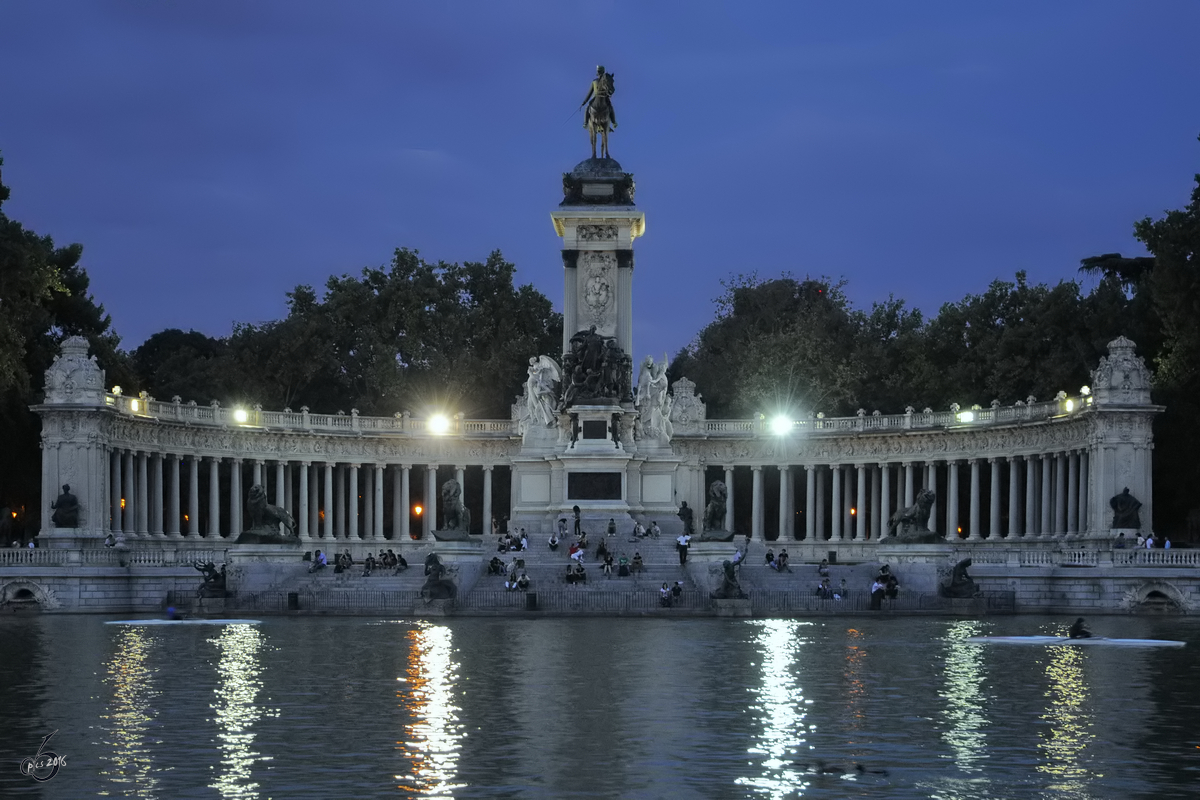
left=2, top=1, right=1198, bottom=367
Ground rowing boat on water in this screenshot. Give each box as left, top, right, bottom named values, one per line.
left=967, top=635, right=1184, bottom=647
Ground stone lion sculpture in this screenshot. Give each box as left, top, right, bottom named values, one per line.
left=700, top=480, right=734, bottom=541
left=887, top=489, right=940, bottom=543
left=239, top=484, right=296, bottom=544
left=432, top=479, right=472, bottom=542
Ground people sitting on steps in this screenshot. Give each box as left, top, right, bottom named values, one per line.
left=631, top=551, right=644, bottom=573
left=548, top=533, right=560, bottom=551
left=818, top=558, right=830, bottom=577
left=517, top=572, right=531, bottom=592
left=775, top=549, right=791, bottom=572
left=309, top=550, right=327, bottom=573
left=488, top=556, right=505, bottom=575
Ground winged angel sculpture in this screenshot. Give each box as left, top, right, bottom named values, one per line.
left=524, top=355, right=562, bottom=429
left=636, top=354, right=673, bottom=442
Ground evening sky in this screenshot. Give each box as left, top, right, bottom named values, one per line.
left=1, top=1, right=1198, bottom=372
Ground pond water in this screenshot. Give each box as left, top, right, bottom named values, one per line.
left=1, top=614, right=1198, bottom=799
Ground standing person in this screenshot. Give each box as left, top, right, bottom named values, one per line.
left=607, top=518, right=616, bottom=537
left=603, top=552, right=614, bottom=578
left=870, top=577, right=886, bottom=610
left=1146, top=534, right=1155, bottom=550
left=671, top=581, right=683, bottom=600
left=573, top=505, right=582, bottom=538
left=559, top=518, right=568, bottom=538
left=491, top=516, right=499, bottom=536
left=676, top=531, right=691, bottom=565
left=677, top=501, right=695, bottom=537
left=660, top=582, right=672, bottom=607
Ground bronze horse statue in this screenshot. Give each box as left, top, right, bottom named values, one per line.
left=582, top=66, right=617, bottom=159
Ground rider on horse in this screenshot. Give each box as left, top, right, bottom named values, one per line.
left=581, top=65, right=617, bottom=158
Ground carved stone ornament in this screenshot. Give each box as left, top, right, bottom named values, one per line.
left=1091, top=335, right=1152, bottom=406
left=579, top=251, right=616, bottom=329
left=668, top=377, right=706, bottom=434
left=44, top=336, right=105, bottom=405
left=577, top=224, right=618, bottom=242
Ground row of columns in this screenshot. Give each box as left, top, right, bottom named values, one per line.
left=722, top=450, right=1091, bottom=541
left=107, top=449, right=498, bottom=542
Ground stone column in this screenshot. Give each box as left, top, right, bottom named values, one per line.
left=123, top=450, right=135, bottom=536
left=805, top=466, right=816, bottom=540
left=1079, top=452, right=1090, bottom=537
left=229, top=458, right=242, bottom=537
left=1067, top=452, right=1079, bottom=535
left=275, top=462, right=286, bottom=509
left=946, top=460, right=960, bottom=540
left=989, top=458, right=1002, bottom=539
left=110, top=449, right=122, bottom=533
left=751, top=466, right=764, bottom=540
left=723, top=466, right=735, bottom=533
left=831, top=465, right=843, bottom=541
left=880, top=463, right=891, bottom=538
left=283, top=464, right=292, bottom=515
left=903, top=462, right=915, bottom=507
left=308, top=464, right=319, bottom=540
left=1055, top=453, right=1067, bottom=537
left=1008, top=457, right=1021, bottom=538
left=252, top=460, right=263, bottom=488
left=925, top=462, right=938, bottom=532
left=188, top=455, right=200, bottom=536
left=1025, top=456, right=1037, bottom=537
left=335, top=465, right=345, bottom=539
left=425, top=465, right=438, bottom=538
left=778, top=467, right=790, bottom=541
left=323, top=463, right=334, bottom=541
left=870, top=465, right=880, bottom=539
left=168, top=454, right=181, bottom=537
left=1040, top=454, right=1053, bottom=537
left=398, top=465, right=411, bottom=540
left=150, top=454, right=163, bottom=535
left=855, top=464, right=867, bottom=540
left=298, top=461, right=310, bottom=540
left=348, top=464, right=359, bottom=540
left=373, top=464, right=385, bottom=541
left=967, top=459, right=981, bottom=540
left=208, top=457, right=220, bottom=537
left=363, top=466, right=374, bottom=539
left=136, top=452, right=149, bottom=536
left=482, top=466, right=493, bottom=538
left=815, top=467, right=826, bottom=540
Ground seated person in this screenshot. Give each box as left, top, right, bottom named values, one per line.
left=765, top=549, right=776, bottom=566
left=516, top=572, right=531, bottom=591
left=816, top=578, right=833, bottom=599
left=671, top=581, right=683, bottom=599
left=1068, top=617, right=1093, bottom=639
left=309, top=550, right=327, bottom=573
left=504, top=575, right=519, bottom=591
left=395, top=552, right=408, bottom=572
left=776, top=550, right=791, bottom=572
left=732, top=546, right=746, bottom=565
left=548, top=534, right=560, bottom=551
left=649, top=521, right=661, bottom=538
left=631, top=552, right=644, bottom=573
left=573, top=563, right=587, bottom=582
left=607, top=518, right=617, bottom=536
left=617, top=554, right=630, bottom=577
left=488, top=556, right=505, bottom=575
left=363, top=554, right=376, bottom=577
left=885, top=575, right=899, bottom=599
left=596, top=539, right=609, bottom=560
left=565, top=564, right=579, bottom=584
left=520, top=531, right=529, bottom=551
left=660, top=582, right=672, bottom=607
left=577, top=531, right=589, bottom=549
left=818, top=558, right=830, bottom=577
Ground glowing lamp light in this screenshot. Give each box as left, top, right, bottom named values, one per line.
left=957, top=410, right=975, bottom=423
left=129, top=399, right=139, bottom=412
left=234, top=408, right=249, bottom=424
left=770, top=415, right=792, bottom=436
left=850, top=508, right=857, bottom=516
left=1064, top=399, right=1075, bottom=412
left=428, top=414, right=450, bottom=435
left=1080, top=385, right=1091, bottom=396
left=413, top=505, right=424, bottom=516
left=111, top=386, right=122, bottom=396
left=120, top=498, right=126, bottom=509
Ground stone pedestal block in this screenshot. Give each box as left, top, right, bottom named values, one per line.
left=713, top=598, right=752, bottom=617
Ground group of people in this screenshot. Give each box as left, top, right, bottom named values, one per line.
left=1119, top=532, right=1173, bottom=549
left=307, top=548, right=407, bottom=576
left=869, top=565, right=900, bottom=609
left=497, top=530, right=528, bottom=553
left=765, top=548, right=791, bottom=572
left=659, top=581, right=684, bottom=607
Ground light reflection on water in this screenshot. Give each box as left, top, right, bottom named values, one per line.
left=736, top=619, right=811, bottom=798
left=208, top=624, right=274, bottom=799
left=396, top=622, right=465, bottom=797
left=97, top=626, right=161, bottom=798
left=1037, top=643, right=1094, bottom=797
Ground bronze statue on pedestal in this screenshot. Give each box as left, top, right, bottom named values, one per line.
left=580, top=66, right=617, bottom=159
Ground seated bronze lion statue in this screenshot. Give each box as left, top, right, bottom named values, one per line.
left=246, top=484, right=296, bottom=535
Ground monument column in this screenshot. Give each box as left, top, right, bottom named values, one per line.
left=253, top=459, right=263, bottom=488
left=425, top=465, right=439, bottom=538
left=1079, top=451, right=1090, bottom=537
left=903, top=462, right=915, bottom=507
left=123, top=450, right=135, bottom=536
left=804, top=466, right=816, bottom=540
left=275, top=462, right=286, bottom=508
left=831, top=465, right=843, bottom=541
left=1008, top=457, right=1021, bottom=538
left=208, top=456, right=220, bottom=537
left=150, top=453, right=163, bottom=535
left=855, top=464, right=867, bottom=540
left=989, top=458, right=1002, bottom=539
left=348, top=464, right=359, bottom=541
left=308, top=464, right=319, bottom=540
left=1040, top=453, right=1053, bottom=537
left=374, top=464, right=385, bottom=541
left=398, top=465, right=411, bottom=540
left=335, top=465, right=345, bottom=539
left=363, top=467, right=374, bottom=540
left=298, top=461, right=310, bottom=540
left=229, top=458, right=242, bottom=537
left=945, top=460, right=960, bottom=540
left=1055, top=453, right=1067, bottom=537
left=778, top=466, right=790, bottom=541
left=136, top=451, right=148, bottom=536
left=925, top=462, right=938, bottom=532
left=751, top=466, right=764, bottom=540
left=815, top=467, right=826, bottom=540
left=1067, top=452, right=1079, bottom=535
left=1025, top=456, right=1037, bottom=537
left=188, top=455, right=199, bottom=536
left=323, top=463, right=334, bottom=541
left=967, top=459, right=981, bottom=540
left=722, top=466, right=734, bottom=534
left=110, top=449, right=122, bottom=533
left=483, top=466, right=493, bottom=537
left=879, top=463, right=892, bottom=538
left=168, top=454, right=181, bottom=537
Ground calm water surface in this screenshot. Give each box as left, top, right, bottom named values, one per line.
left=1, top=614, right=1198, bottom=799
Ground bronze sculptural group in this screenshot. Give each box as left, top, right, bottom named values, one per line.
left=700, top=480, right=732, bottom=541
left=237, top=484, right=297, bottom=544
left=433, top=479, right=473, bottom=541
left=887, top=489, right=940, bottom=543
left=50, top=485, right=79, bottom=528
